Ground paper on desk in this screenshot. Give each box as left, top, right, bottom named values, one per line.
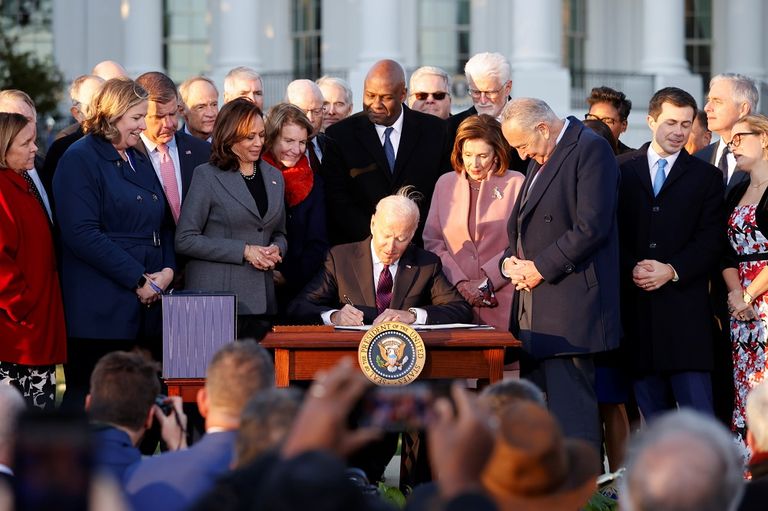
left=334, top=323, right=493, bottom=331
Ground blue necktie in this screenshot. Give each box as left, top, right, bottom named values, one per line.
left=383, top=127, right=395, bottom=172
left=653, top=158, right=667, bottom=196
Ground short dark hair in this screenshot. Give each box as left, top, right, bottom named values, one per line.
left=648, top=87, right=697, bottom=120
left=88, top=351, right=160, bottom=431
left=136, top=71, right=179, bottom=104
left=210, top=98, right=264, bottom=171
left=587, top=86, right=632, bottom=120
left=451, top=114, right=510, bottom=176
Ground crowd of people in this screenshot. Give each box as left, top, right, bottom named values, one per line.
left=0, top=49, right=767, bottom=509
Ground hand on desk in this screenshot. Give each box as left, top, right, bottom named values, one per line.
left=373, top=308, right=416, bottom=325
left=331, top=304, right=365, bottom=326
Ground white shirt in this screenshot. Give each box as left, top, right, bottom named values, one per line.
left=647, top=145, right=681, bottom=185
left=140, top=134, right=184, bottom=202
left=528, top=118, right=570, bottom=191
left=374, top=108, right=405, bottom=157
left=306, top=137, right=323, bottom=164
left=26, top=167, right=52, bottom=221
left=713, top=138, right=737, bottom=182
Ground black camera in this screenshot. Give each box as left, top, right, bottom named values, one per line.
left=155, top=394, right=173, bottom=416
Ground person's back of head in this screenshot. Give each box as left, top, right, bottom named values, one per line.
left=87, top=351, right=160, bottom=433
left=621, top=409, right=744, bottom=511
left=479, top=378, right=546, bottom=416
left=202, top=340, right=275, bottom=424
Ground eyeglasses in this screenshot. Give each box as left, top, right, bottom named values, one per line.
left=584, top=113, right=622, bottom=127
left=468, top=86, right=506, bottom=100
left=304, top=106, right=327, bottom=117
left=412, top=91, right=449, bottom=101
left=728, top=131, right=760, bottom=149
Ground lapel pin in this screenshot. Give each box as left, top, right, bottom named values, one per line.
left=405, top=264, right=413, bottom=269
left=493, top=186, right=503, bottom=200
left=137, top=195, right=143, bottom=202
left=271, top=180, right=277, bottom=185
left=185, top=150, right=192, bottom=155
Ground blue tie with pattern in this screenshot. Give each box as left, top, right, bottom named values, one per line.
left=653, top=158, right=667, bottom=196
left=383, top=127, right=395, bottom=172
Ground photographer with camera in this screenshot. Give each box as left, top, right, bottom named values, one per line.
left=86, top=351, right=187, bottom=481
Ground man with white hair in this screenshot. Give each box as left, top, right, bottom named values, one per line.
left=316, top=76, right=353, bottom=130
left=408, top=66, right=452, bottom=120
left=178, top=76, right=219, bottom=143
left=285, top=79, right=328, bottom=171
left=740, top=382, right=768, bottom=510
left=223, top=66, right=264, bottom=110
left=621, top=410, right=744, bottom=511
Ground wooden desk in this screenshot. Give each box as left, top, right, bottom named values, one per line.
left=166, top=327, right=520, bottom=400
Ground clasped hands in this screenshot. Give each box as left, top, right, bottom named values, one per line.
left=330, top=304, right=416, bottom=326
left=632, top=259, right=674, bottom=292
left=503, top=256, right=543, bottom=291
left=136, top=267, right=174, bottom=305
left=457, top=279, right=488, bottom=307
left=244, top=244, right=281, bottom=271
left=727, top=288, right=756, bottom=321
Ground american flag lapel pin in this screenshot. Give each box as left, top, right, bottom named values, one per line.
left=185, top=150, right=192, bottom=155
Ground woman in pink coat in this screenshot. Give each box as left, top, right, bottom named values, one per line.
left=424, top=114, right=524, bottom=330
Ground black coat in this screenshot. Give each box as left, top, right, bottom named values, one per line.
left=617, top=144, right=725, bottom=372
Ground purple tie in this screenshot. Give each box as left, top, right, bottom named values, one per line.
left=376, top=264, right=393, bottom=313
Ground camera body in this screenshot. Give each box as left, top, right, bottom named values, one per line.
left=155, top=394, right=173, bottom=416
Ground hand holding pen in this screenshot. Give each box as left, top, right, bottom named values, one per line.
left=330, top=294, right=365, bottom=326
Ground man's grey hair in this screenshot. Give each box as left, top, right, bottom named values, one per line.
left=178, top=76, right=218, bottom=106
left=409, top=66, right=452, bottom=92
left=69, top=75, right=104, bottom=105
left=464, top=52, right=511, bottom=85
left=710, top=73, right=759, bottom=112
left=500, top=97, right=559, bottom=131
left=224, top=66, right=263, bottom=95
left=316, top=75, right=353, bottom=105
left=0, top=89, right=37, bottom=119
left=374, top=186, right=421, bottom=231
left=620, top=409, right=744, bottom=511
left=285, top=79, right=323, bottom=104
left=746, top=381, right=768, bottom=452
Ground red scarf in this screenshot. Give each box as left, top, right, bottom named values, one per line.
left=262, top=152, right=313, bottom=207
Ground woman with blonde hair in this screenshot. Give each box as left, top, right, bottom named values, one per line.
left=423, top=114, right=524, bottom=329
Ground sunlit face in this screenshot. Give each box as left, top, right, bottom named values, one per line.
left=648, top=102, right=694, bottom=157
left=704, top=80, right=748, bottom=139
left=113, top=101, right=148, bottom=150
left=144, top=98, right=178, bottom=145
left=4, top=122, right=37, bottom=173
left=319, top=82, right=352, bottom=130
left=502, top=120, right=554, bottom=165
left=273, top=123, right=308, bottom=168
left=370, top=211, right=415, bottom=265
left=227, top=77, right=264, bottom=110
left=183, top=80, right=218, bottom=139
left=730, top=121, right=766, bottom=171
left=408, top=74, right=451, bottom=120
left=363, top=74, right=406, bottom=127
left=232, top=115, right=266, bottom=165
left=290, top=94, right=324, bottom=137
left=587, top=102, right=627, bottom=141
left=462, top=138, right=497, bottom=181
left=467, top=75, right=511, bottom=118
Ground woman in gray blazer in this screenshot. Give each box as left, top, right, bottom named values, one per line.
left=176, top=99, right=287, bottom=339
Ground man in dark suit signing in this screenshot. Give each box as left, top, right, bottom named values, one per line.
left=322, top=59, right=449, bottom=246
left=500, top=98, right=621, bottom=454
left=618, top=87, right=724, bottom=420
left=288, top=190, right=471, bottom=327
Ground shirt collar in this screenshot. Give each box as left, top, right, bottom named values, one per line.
left=646, top=144, right=681, bottom=171
left=140, top=133, right=177, bottom=153
left=374, top=107, right=405, bottom=135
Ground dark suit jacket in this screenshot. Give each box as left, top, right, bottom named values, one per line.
left=695, top=141, right=749, bottom=195
left=617, top=144, right=724, bottom=372
left=41, top=124, right=84, bottom=206
left=445, top=104, right=529, bottom=174
left=503, top=117, right=621, bottom=358
left=322, top=106, right=450, bottom=245
left=739, top=457, right=768, bottom=511
left=124, top=430, right=237, bottom=511
left=134, top=132, right=211, bottom=202
left=91, top=424, right=141, bottom=482
left=287, top=238, right=472, bottom=325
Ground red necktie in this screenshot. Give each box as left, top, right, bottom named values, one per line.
left=376, top=264, right=393, bottom=313
left=157, top=143, right=181, bottom=223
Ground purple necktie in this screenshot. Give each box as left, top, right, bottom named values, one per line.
left=376, top=264, right=393, bottom=313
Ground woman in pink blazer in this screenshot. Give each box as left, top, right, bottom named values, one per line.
left=424, top=114, right=524, bottom=330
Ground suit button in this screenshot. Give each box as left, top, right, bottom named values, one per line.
left=652, top=206, right=660, bottom=212
left=544, top=215, right=552, bottom=223
left=257, top=227, right=263, bottom=232
left=564, top=263, right=575, bottom=273
left=649, top=242, right=657, bottom=249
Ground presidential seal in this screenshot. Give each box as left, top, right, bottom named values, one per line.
left=358, top=322, right=426, bottom=385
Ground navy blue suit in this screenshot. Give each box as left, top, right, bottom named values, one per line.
left=123, top=430, right=236, bottom=511
left=91, top=424, right=141, bottom=482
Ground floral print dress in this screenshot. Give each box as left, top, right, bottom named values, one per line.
left=728, top=204, right=768, bottom=462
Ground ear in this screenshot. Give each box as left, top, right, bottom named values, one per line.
left=197, top=387, right=209, bottom=418
left=370, top=216, right=376, bottom=235
left=740, top=101, right=752, bottom=117
left=84, top=394, right=92, bottom=412
left=747, top=429, right=756, bottom=449
left=69, top=106, right=80, bottom=122
left=620, top=119, right=628, bottom=134
left=144, top=406, right=154, bottom=430
left=646, top=114, right=657, bottom=131
left=503, top=80, right=513, bottom=96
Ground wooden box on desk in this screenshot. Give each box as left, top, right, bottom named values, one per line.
left=161, top=292, right=237, bottom=379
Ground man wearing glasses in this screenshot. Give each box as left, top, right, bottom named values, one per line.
left=286, top=79, right=332, bottom=172
left=408, top=66, right=452, bottom=120
left=585, top=86, right=635, bottom=154
left=447, top=52, right=528, bottom=173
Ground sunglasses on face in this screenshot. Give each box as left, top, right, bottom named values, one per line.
left=412, top=92, right=449, bottom=101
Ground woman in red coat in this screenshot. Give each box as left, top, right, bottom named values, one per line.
left=0, top=112, right=66, bottom=409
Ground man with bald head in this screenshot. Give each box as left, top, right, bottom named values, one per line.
left=285, top=79, right=330, bottom=173
left=322, top=59, right=449, bottom=246
left=90, top=60, right=128, bottom=81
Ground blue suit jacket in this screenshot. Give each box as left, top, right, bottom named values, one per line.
left=123, top=430, right=236, bottom=511
left=91, top=424, right=141, bottom=482
left=53, top=134, right=175, bottom=339
left=694, top=141, right=749, bottom=195
left=503, top=117, right=621, bottom=358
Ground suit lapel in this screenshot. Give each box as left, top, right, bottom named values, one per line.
left=391, top=246, right=418, bottom=310
left=175, top=133, right=195, bottom=199
left=258, top=161, right=284, bottom=225
left=216, top=169, right=260, bottom=217
left=392, top=106, right=418, bottom=182
left=355, top=118, right=392, bottom=182
left=627, top=143, right=654, bottom=198
left=351, top=240, right=376, bottom=307
left=123, top=147, right=163, bottom=194
left=658, top=150, right=693, bottom=194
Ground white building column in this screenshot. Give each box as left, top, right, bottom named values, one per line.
left=347, top=0, right=403, bottom=108
left=509, top=0, right=570, bottom=114
left=121, top=0, right=163, bottom=77
left=640, top=0, right=702, bottom=97
left=725, top=0, right=765, bottom=81
left=209, top=0, right=261, bottom=92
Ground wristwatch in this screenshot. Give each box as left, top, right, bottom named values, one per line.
left=744, top=290, right=754, bottom=304
left=136, top=276, right=147, bottom=290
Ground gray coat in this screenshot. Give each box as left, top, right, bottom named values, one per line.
left=175, top=161, right=287, bottom=315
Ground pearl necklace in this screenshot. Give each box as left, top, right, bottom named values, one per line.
left=241, top=162, right=257, bottom=181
